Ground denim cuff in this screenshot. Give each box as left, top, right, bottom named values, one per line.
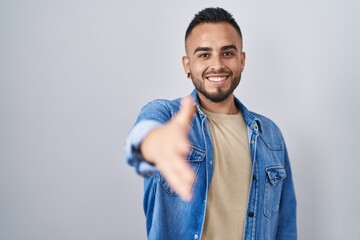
left=124, top=120, right=163, bottom=177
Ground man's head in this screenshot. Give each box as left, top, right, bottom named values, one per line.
left=182, top=7, right=245, bottom=104
left=185, top=7, right=242, bottom=47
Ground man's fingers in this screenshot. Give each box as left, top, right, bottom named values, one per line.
left=160, top=157, right=196, bottom=201
left=174, top=96, right=196, bottom=128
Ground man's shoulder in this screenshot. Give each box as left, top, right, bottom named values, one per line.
left=236, top=99, right=281, bottom=132
left=248, top=110, right=286, bottom=145
left=142, top=97, right=182, bottom=113
left=135, top=97, right=183, bottom=124
left=251, top=111, right=281, bottom=131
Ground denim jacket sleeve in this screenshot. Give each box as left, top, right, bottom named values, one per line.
left=276, top=144, right=297, bottom=239
left=124, top=100, right=173, bottom=177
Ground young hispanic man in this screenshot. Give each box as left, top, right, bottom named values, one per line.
left=125, top=7, right=297, bottom=240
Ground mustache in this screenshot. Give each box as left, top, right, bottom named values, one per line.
left=203, top=69, right=231, bottom=77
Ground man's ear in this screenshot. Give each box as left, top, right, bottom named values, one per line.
left=182, top=56, right=191, bottom=78
left=240, top=52, right=246, bottom=72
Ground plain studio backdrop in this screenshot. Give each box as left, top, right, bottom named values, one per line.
left=1, top=0, right=359, bottom=239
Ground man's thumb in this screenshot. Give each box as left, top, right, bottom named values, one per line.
left=175, top=96, right=196, bottom=127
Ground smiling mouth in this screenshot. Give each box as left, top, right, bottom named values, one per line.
left=206, top=76, right=228, bottom=82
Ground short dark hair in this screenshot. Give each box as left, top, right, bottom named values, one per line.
left=185, top=7, right=242, bottom=41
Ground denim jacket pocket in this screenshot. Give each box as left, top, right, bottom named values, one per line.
left=159, top=145, right=205, bottom=196
left=263, top=166, right=287, bottom=218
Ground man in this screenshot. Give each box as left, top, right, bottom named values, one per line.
left=125, top=7, right=296, bottom=240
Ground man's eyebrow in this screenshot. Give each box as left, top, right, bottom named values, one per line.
left=193, top=45, right=238, bottom=55
left=193, top=47, right=212, bottom=54
left=221, top=45, right=238, bottom=51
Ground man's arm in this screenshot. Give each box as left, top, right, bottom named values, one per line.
left=125, top=97, right=196, bottom=201
left=276, top=145, right=297, bottom=239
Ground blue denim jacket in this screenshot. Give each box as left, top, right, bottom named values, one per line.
left=125, top=90, right=297, bottom=240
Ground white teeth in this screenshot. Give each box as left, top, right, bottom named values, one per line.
left=207, top=76, right=226, bottom=82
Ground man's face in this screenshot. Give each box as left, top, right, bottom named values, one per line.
left=183, top=22, right=245, bottom=103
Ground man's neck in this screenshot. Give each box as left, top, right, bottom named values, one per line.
left=198, top=92, right=239, bottom=115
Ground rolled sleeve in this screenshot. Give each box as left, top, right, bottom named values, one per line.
left=124, top=120, right=163, bottom=177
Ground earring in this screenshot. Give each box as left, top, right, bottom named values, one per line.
left=187, top=72, right=191, bottom=79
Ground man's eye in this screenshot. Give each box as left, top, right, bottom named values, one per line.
left=223, top=52, right=234, bottom=56
left=199, top=53, right=209, bottom=58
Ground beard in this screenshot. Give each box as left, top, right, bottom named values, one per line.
left=191, top=70, right=241, bottom=103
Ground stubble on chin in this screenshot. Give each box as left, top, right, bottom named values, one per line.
left=191, top=74, right=241, bottom=103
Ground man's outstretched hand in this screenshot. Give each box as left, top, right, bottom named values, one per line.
left=140, top=96, right=196, bottom=201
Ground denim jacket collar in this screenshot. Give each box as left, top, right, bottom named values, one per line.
left=190, top=89, right=263, bottom=134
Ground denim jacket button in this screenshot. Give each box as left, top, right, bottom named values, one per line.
left=248, top=211, right=254, bottom=217
left=194, top=234, right=199, bottom=239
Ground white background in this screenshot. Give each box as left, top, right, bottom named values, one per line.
left=1, top=0, right=359, bottom=239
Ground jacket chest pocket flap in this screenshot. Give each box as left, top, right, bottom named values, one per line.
left=264, top=166, right=287, bottom=218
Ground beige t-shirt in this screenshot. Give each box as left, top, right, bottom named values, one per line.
left=201, top=108, right=252, bottom=240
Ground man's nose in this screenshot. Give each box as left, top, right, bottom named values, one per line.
left=209, top=54, right=225, bottom=70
